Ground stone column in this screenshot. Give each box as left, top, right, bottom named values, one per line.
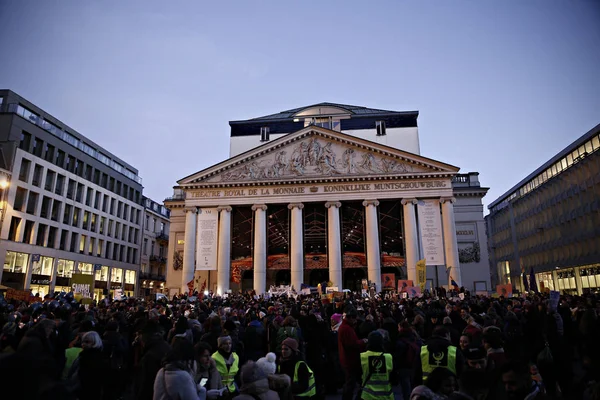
left=288, top=203, right=304, bottom=292
left=441, top=197, right=461, bottom=287
left=252, top=204, right=268, bottom=294
left=24, top=256, right=35, bottom=290
left=363, top=200, right=381, bottom=292
left=181, top=207, right=197, bottom=294
left=216, top=206, right=232, bottom=295
left=325, top=201, right=343, bottom=289
left=402, top=198, right=419, bottom=284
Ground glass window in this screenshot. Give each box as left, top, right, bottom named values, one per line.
left=3, top=251, right=29, bottom=273
left=79, top=235, right=86, bottom=253
left=97, top=152, right=111, bottom=165
left=19, top=159, right=31, bottom=181
left=592, top=135, right=600, bottom=150
left=95, top=265, right=109, bottom=281
left=32, top=256, right=54, bottom=276
left=17, top=105, right=39, bottom=124
left=111, top=267, right=123, bottom=283
left=125, top=270, right=136, bottom=284
left=57, top=259, right=75, bottom=278
left=19, top=132, right=31, bottom=151
left=63, top=132, right=79, bottom=147
left=79, top=263, right=93, bottom=275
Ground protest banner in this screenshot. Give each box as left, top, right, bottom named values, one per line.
left=72, top=273, right=94, bottom=304
left=398, top=280, right=414, bottom=292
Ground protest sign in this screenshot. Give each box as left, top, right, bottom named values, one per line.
left=72, top=273, right=94, bottom=304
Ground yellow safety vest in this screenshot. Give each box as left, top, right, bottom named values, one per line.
left=212, top=351, right=239, bottom=392
left=420, top=345, right=457, bottom=381
left=360, top=351, right=393, bottom=400
left=278, top=360, right=316, bottom=398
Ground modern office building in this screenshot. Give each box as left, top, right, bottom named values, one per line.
left=486, top=123, right=600, bottom=295
left=165, top=103, right=490, bottom=295
left=139, top=196, right=170, bottom=295
left=0, top=90, right=143, bottom=299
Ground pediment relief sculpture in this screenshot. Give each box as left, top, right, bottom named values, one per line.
left=205, top=137, right=427, bottom=183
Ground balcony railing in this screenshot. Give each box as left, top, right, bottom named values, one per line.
left=155, top=232, right=169, bottom=242
left=139, top=272, right=166, bottom=281
left=164, top=194, right=185, bottom=201
left=150, top=255, right=167, bottom=265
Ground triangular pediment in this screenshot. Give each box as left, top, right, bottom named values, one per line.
left=178, top=127, right=459, bottom=186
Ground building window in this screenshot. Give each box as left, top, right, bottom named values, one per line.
left=111, top=267, right=123, bottom=283
left=22, top=220, right=34, bottom=244
left=19, top=132, right=31, bottom=151
left=18, top=159, right=31, bottom=182
left=79, top=235, right=86, bottom=253
left=32, top=164, right=43, bottom=187
left=95, top=265, right=109, bottom=281
left=260, top=126, right=270, bottom=142
left=32, top=256, right=54, bottom=276
left=376, top=121, right=386, bottom=136
left=44, top=143, right=55, bottom=163
left=8, top=217, right=21, bottom=241
left=14, top=187, right=27, bottom=212
left=125, top=270, right=136, bottom=284
left=32, top=138, right=44, bottom=157
left=79, top=262, right=93, bottom=275
left=55, top=150, right=65, bottom=167
left=51, top=200, right=61, bottom=221
left=97, top=240, right=103, bottom=257
left=57, top=259, right=75, bottom=278
left=40, top=196, right=51, bottom=219
left=48, top=227, right=57, bottom=248
left=3, top=251, right=29, bottom=273
left=45, top=170, right=55, bottom=191
left=25, top=192, right=38, bottom=215
left=55, top=174, right=65, bottom=195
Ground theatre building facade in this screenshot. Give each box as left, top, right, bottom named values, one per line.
left=165, top=104, right=490, bottom=295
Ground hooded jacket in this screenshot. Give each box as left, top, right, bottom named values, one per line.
left=153, top=362, right=204, bottom=400
left=232, top=377, right=279, bottom=400
left=338, top=318, right=366, bottom=371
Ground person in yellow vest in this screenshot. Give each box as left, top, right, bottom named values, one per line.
left=415, top=326, right=464, bottom=385
left=277, top=337, right=316, bottom=398
left=212, top=335, right=240, bottom=396
left=360, top=331, right=394, bottom=400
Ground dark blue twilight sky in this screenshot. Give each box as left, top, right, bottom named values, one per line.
left=0, top=1, right=598, bottom=211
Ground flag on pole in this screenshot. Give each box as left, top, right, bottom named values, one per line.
left=450, top=275, right=459, bottom=291
left=187, top=278, right=195, bottom=296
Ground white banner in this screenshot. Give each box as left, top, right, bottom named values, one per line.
left=417, top=199, right=445, bottom=265
left=196, top=208, right=218, bottom=270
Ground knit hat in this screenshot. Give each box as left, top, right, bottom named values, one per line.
left=240, top=361, right=267, bottom=385
left=282, top=337, right=299, bottom=353
left=443, top=316, right=452, bottom=325
left=217, top=335, right=232, bottom=347
left=256, top=352, right=277, bottom=375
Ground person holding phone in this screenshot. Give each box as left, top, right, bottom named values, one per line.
left=194, top=342, right=226, bottom=399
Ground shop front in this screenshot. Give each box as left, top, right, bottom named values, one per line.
left=2, top=251, right=29, bottom=290
left=29, top=256, right=54, bottom=298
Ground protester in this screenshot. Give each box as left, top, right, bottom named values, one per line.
left=278, top=337, right=315, bottom=399
left=153, top=337, right=207, bottom=400
left=212, top=335, right=240, bottom=395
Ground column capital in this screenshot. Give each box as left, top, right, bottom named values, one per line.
left=325, top=201, right=342, bottom=209
left=401, top=198, right=418, bottom=206
left=288, top=203, right=304, bottom=210
left=362, top=199, right=379, bottom=207
left=251, top=204, right=268, bottom=211
left=440, top=197, right=456, bottom=204
left=184, top=206, right=198, bottom=214
left=217, top=205, right=233, bottom=213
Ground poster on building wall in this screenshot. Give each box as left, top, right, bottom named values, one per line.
left=417, top=200, right=445, bottom=265
left=196, top=208, right=218, bottom=270
left=381, top=274, right=395, bottom=290
left=71, top=273, right=94, bottom=304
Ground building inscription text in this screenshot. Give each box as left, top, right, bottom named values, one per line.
left=191, top=180, right=448, bottom=199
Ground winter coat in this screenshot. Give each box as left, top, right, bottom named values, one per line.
left=154, top=363, right=204, bottom=400
left=337, top=319, right=366, bottom=372
left=244, top=320, right=267, bottom=361
left=76, top=348, right=110, bottom=400
left=135, top=338, right=172, bottom=400
left=194, top=358, right=224, bottom=391
left=232, top=377, right=279, bottom=400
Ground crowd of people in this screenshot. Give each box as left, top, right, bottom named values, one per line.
left=0, top=287, right=599, bottom=400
